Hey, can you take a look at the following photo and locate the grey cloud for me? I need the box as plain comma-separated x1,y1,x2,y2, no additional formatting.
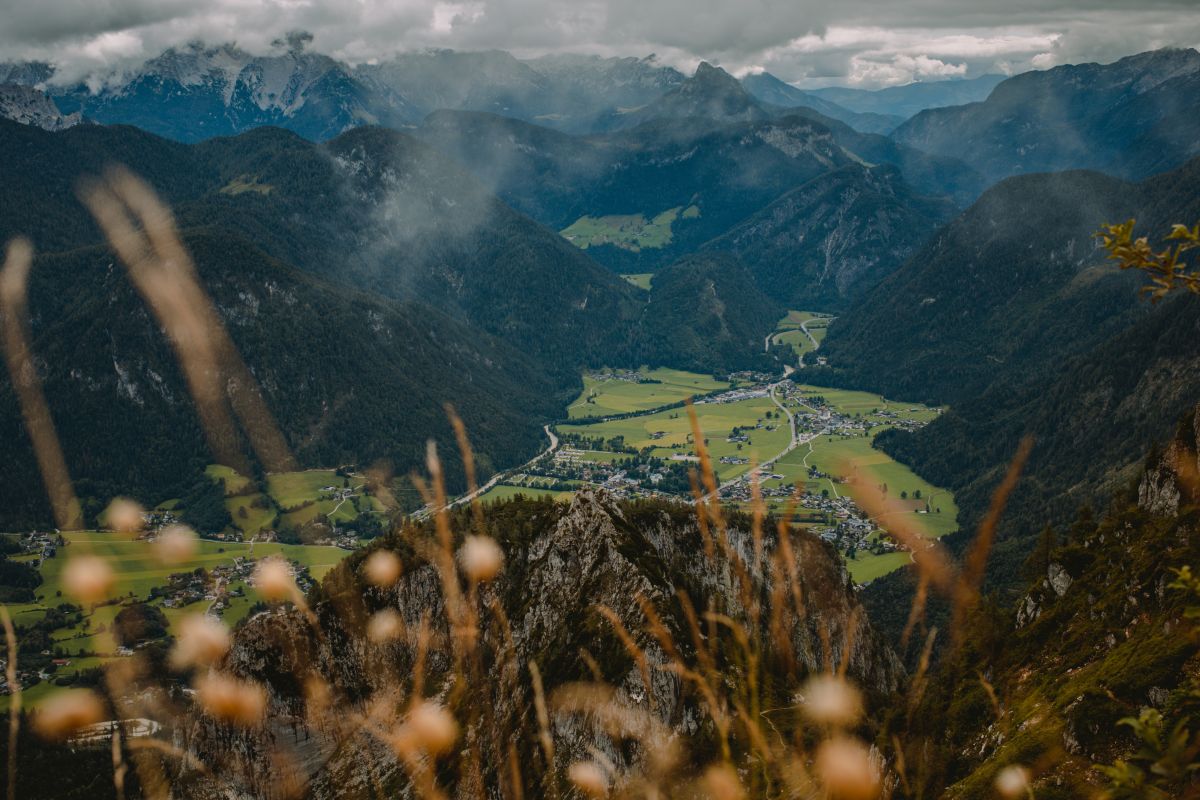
0,0,1197,88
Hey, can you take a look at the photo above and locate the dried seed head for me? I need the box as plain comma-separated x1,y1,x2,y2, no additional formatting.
799,674,863,728
195,672,267,727
155,524,198,565
994,765,1031,799
104,497,145,534
458,535,504,582
392,701,458,756
32,689,106,740
367,609,404,643
568,761,609,798
253,557,294,602
170,614,231,669
702,764,745,800
814,737,881,800
364,550,402,587
62,555,115,604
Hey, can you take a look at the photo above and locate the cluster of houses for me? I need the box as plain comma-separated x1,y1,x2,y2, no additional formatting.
16,530,62,565
523,448,689,498
695,386,769,406
155,555,313,614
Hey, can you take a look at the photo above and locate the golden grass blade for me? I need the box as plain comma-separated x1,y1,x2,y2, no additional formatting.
847,472,956,593
446,404,487,539
0,239,82,530
2,607,19,800
952,436,1033,641
79,168,298,477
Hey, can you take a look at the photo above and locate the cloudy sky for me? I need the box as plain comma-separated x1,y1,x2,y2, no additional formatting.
1,0,1198,88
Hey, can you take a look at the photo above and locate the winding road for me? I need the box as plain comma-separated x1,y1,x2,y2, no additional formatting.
413,425,560,519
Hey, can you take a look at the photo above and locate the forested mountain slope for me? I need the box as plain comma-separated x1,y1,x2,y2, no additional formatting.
882,415,1200,798
818,156,1200,595
702,163,956,309
892,48,1200,182
0,229,562,529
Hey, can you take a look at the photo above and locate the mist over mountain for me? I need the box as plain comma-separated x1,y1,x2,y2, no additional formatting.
893,48,1200,182
0,43,966,144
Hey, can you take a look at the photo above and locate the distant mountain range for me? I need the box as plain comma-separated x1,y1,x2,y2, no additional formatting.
0,41,1003,142
0,43,687,140
741,71,905,134
807,73,1006,119
893,48,1200,181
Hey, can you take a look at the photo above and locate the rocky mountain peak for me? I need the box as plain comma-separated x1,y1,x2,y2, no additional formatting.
0,83,81,130
179,492,902,796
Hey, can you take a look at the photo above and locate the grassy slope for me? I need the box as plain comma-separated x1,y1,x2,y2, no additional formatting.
561,206,699,252
566,368,729,419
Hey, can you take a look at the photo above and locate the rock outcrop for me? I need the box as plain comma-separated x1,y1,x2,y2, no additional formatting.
178,490,903,798
1138,404,1200,516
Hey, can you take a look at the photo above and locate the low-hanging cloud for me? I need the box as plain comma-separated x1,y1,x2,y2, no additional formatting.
0,0,1197,87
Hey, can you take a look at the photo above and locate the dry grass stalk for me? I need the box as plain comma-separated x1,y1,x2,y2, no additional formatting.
2,607,20,800
595,605,656,712
80,167,297,476
0,238,83,530
952,436,1034,641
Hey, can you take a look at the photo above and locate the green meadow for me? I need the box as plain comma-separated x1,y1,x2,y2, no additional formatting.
559,393,791,484
559,205,699,252
205,465,387,536
567,367,729,419
620,273,654,290
771,310,833,360
480,485,575,504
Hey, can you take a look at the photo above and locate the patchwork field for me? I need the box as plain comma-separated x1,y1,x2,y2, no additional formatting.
770,310,833,361
560,205,699,251
205,465,387,536
766,384,957,582
559,393,791,484
621,273,654,290
2,533,350,708
567,367,729,419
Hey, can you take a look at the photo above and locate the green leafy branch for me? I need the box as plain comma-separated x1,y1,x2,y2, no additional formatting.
1098,220,1200,302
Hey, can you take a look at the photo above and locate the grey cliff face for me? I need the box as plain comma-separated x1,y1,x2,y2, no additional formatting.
178,489,902,797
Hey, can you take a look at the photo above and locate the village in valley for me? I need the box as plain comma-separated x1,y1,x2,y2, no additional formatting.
479,332,956,584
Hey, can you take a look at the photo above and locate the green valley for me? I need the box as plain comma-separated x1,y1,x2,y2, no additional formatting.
566,367,729,419
544,359,956,585
560,205,700,251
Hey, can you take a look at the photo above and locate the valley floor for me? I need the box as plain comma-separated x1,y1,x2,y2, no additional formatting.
478,311,958,584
